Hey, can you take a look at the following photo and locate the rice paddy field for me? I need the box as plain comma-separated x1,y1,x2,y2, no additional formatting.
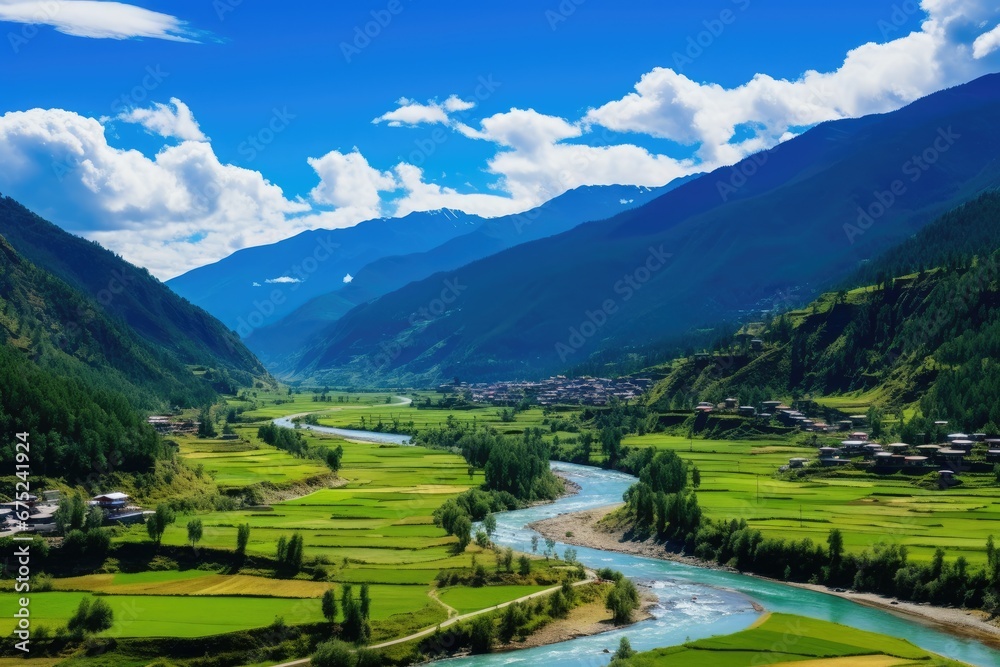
7,393,567,642
625,434,1000,564
176,434,329,488
622,613,966,666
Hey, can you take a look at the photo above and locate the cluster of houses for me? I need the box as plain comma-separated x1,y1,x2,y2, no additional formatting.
147,415,201,435
464,376,655,406
0,491,147,535
697,398,844,432
798,431,999,486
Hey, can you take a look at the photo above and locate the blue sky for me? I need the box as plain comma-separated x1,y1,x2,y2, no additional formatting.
0,0,999,278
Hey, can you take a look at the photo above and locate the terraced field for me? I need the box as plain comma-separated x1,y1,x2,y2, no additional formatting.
177,434,329,488
627,434,1000,563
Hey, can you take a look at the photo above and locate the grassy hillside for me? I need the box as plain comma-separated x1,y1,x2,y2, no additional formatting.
0,195,269,390
644,192,1000,433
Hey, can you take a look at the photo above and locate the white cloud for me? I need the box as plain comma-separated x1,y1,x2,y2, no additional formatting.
973,24,1000,58
115,98,207,142
583,0,1000,164
373,95,475,127
393,163,529,218
342,274,353,284
0,107,311,278
266,276,301,284
307,149,396,218
0,0,203,42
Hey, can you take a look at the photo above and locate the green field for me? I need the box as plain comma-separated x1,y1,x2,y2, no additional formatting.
436,585,550,614
621,613,966,666
176,434,330,488
310,399,554,434
625,434,1000,564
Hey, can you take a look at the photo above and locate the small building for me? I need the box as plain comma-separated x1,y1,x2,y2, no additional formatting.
724,398,739,410
841,440,866,453
819,447,839,457
887,443,911,453
972,433,987,442
762,400,782,412
947,433,970,443
849,415,868,427
836,420,854,431
905,455,928,467
938,469,957,488
788,458,809,468
986,450,1000,463
750,339,764,351
738,406,757,417
850,431,869,442
92,492,130,510
950,439,975,452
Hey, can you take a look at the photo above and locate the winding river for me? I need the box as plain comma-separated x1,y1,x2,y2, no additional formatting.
284,420,1000,667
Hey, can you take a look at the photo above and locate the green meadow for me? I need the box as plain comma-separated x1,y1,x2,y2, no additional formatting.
436,585,550,614
625,434,1000,564
621,613,966,666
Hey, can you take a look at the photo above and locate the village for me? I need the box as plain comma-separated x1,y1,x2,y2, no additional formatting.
457,375,655,406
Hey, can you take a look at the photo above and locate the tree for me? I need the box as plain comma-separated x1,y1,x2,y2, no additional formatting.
359,583,371,620
146,504,176,545
454,515,472,551
197,406,217,438
84,505,104,532
311,639,355,667
518,555,531,576
614,636,636,660
187,518,203,549
692,465,702,488
606,578,640,625
469,614,496,654
236,523,250,555
67,596,114,635
321,588,338,622
276,536,288,563
483,512,497,540
530,534,539,553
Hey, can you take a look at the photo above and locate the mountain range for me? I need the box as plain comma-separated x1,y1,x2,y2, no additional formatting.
242,182,693,367
279,73,1000,386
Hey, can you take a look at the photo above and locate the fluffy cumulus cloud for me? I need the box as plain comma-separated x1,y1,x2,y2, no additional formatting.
584,0,1000,164
307,149,397,219
0,0,204,42
0,108,309,278
114,98,207,142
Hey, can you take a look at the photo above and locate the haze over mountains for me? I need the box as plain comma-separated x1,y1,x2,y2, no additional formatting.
240,182,694,368
273,73,1000,387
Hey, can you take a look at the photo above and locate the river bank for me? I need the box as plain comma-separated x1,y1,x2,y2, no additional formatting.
495,589,657,654
529,503,1000,651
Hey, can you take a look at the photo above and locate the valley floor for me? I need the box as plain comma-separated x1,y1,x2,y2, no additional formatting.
529,504,1000,651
